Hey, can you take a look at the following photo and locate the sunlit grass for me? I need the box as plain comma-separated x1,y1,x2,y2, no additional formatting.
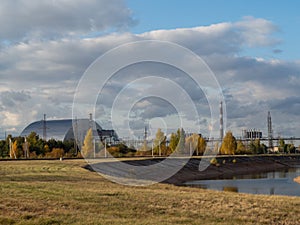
0,160,300,224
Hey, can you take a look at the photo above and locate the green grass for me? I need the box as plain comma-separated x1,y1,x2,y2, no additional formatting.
0,160,300,224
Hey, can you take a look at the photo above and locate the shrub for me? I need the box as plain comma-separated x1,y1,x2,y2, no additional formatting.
210,158,218,165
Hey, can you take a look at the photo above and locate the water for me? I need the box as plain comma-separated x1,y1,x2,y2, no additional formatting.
185,166,300,196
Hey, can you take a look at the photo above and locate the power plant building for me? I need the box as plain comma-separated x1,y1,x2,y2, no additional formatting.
20,119,118,144
242,129,262,139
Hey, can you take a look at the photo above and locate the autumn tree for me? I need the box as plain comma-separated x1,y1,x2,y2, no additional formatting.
235,140,247,154
81,128,94,158
185,133,199,155
169,130,180,153
185,133,206,155
153,128,166,156
45,148,64,158
10,140,18,159
177,128,186,154
198,136,207,155
220,131,237,155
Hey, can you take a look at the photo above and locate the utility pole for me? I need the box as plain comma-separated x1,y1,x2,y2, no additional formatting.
104,138,107,158
74,117,78,155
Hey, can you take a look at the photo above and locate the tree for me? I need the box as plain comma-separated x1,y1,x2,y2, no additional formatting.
185,133,198,155
198,136,207,155
26,132,44,156
0,140,9,158
10,140,18,159
177,128,186,154
288,144,296,153
153,128,166,156
45,148,64,158
81,128,94,158
169,130,180,153
235,140,246,154
248,139,266,154
185,133,206,155
220,131,236,155
279,139,285,153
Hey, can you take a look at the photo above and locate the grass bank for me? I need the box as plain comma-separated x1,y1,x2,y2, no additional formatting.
0,159,300,224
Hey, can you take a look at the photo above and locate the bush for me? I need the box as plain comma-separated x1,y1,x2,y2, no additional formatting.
45,148,64,158
210,158,218,165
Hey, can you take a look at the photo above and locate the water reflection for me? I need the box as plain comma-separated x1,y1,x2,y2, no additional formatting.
185,167,300,196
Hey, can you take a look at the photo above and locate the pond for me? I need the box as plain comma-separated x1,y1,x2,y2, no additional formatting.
185,166,300,196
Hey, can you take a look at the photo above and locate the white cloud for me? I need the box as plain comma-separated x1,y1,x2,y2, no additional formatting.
235,16,280,47
0,0,135,42
0,15,299,140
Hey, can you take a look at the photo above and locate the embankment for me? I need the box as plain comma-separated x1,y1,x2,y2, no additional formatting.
164,155,300,185
88,155,300,185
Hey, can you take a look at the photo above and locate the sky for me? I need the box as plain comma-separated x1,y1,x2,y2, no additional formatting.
0,0,299,142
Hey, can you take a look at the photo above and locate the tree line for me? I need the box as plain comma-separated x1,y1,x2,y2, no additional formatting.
1,128,298,159
0,132,77,159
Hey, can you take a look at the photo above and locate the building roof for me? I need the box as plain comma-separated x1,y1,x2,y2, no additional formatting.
20,119,118,142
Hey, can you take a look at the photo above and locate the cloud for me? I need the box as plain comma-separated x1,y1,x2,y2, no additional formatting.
0,15,299,139
234,16,280,47
273,49,283,54
0,0,135,42
0,90,31,108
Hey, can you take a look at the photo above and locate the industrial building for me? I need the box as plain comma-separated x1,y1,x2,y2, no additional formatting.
20,118,119,144
242,129,263,139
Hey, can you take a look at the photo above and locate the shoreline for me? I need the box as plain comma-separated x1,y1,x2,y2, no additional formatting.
87,155,300,185
164,155,299,185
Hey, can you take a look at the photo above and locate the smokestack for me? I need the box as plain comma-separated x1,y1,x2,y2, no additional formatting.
268,111,273,150
43,114,47,141
144,126,148,141
220,101,224,141
89,113,93,129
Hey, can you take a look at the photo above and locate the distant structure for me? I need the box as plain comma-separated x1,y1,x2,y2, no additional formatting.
268,111,273,149
242,129,262,139
220,101,224,140
20,118,119,144
144,126,148,141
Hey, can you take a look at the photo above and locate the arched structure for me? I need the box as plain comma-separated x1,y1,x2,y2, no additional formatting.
20,119,118,144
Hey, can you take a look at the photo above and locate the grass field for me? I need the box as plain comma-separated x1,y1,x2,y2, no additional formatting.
0,160,300,225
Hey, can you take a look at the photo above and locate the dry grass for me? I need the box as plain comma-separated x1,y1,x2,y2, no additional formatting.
0,159,300,224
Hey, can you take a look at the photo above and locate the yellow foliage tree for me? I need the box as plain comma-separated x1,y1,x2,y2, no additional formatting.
81,128,94,158
198,136,207,155
220,131,237,155
185,133,207,155
51,148,64,158
10,140,18,159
